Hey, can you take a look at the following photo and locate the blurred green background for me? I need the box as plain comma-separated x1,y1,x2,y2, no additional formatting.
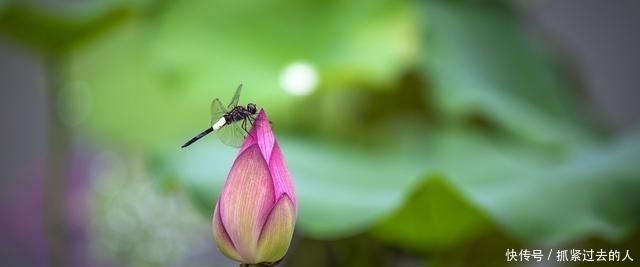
1,0,639,266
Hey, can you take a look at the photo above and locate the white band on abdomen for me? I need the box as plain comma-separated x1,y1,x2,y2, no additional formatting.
212,117,226,131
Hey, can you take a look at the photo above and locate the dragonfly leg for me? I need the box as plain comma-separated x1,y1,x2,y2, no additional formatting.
248,116,257,135
241,119,246,133
241,119,250,136
243,118,258,141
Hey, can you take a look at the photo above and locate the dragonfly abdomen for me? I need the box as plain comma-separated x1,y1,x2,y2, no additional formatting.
212,117,227,131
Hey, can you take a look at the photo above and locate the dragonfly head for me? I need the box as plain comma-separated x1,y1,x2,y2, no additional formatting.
247,103,258,114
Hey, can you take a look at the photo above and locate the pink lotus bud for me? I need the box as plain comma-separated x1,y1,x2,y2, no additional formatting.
212,109,297,265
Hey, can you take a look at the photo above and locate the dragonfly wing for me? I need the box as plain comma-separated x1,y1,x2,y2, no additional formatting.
227,84,243,109
215,120,247,148
210,98,228,126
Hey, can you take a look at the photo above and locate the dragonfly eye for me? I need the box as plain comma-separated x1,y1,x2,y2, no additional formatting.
247,103,257,114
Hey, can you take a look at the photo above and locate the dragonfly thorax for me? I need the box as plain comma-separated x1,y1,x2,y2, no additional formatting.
224,103,257,125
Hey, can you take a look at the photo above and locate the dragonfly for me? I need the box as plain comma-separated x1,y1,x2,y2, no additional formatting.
181,84,258,148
